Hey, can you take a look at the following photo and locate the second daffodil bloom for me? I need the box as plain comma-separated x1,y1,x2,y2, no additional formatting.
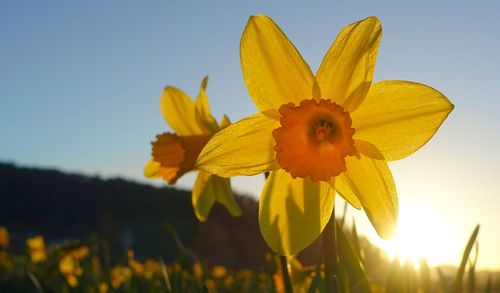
144,77,242,221
196,15,453,255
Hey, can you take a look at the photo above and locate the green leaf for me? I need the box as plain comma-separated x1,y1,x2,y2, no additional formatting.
453,224,480,292
340,201,349,228
308,265,324,293
484,274,492,293
159,258,172,292
386,258,404,293
350,219,362,261
336,222,371,293
467,241,478,293
336,264,351,293
200,284,210,293
436,267,449,292
419,258,431,293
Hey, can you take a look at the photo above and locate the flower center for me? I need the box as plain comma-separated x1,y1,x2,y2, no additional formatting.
152,133,211,184
273,99,356,182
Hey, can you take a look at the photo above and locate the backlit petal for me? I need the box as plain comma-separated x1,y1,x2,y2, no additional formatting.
212,176,242,217
219,114,231,129
329,177,361,209
192,172,242,222
161,86,204,135
196,113,280,177
240,15,315,111
355,140,384,160
195,76,219,134
352,80,454,161
144,159,162,179
316,16,382,112
259,169,334,255
192,171,216,222
336,155,398,239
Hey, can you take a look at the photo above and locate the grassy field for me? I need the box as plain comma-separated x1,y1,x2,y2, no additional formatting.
0,221,496,293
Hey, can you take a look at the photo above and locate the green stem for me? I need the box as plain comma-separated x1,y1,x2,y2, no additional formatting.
323,206,338,293
279,255,294,293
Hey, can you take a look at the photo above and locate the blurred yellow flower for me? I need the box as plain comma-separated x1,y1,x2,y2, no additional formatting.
0,227,9,249
224,275,235,287
145,76,242,221
71,245,89,260
127,250,145,276
273,270,285,293
0,251,13,270
196,15,453,255
211,265,227,278
111,266,132,289
59,255,80,287
26,236,47,263
192,261,204,278
99,282,109,293
144,259,161,278
91,256,101,272
204,278,217,292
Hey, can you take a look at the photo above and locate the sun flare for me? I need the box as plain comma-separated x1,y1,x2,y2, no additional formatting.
373,207,455,268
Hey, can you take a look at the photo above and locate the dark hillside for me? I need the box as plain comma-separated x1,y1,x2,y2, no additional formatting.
0,162,268,268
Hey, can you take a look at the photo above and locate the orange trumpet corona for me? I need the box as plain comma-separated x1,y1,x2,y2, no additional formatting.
152,133,211,184
273,99,356,182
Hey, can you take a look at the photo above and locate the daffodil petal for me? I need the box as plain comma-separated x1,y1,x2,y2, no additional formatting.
329,177,361,209
192,172,242,222
212,176,242,217
259,169,334,255
196,113,280,177
316,16,382,112
195,76,219,134
192,171,216,222
161,86,204,136
352,80,454,161
240,15,315,111
354,140,385,160
219,114,231,129
144,159,162,179
336,155,398,239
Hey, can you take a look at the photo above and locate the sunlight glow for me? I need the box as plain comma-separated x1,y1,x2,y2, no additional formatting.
373,206,456,267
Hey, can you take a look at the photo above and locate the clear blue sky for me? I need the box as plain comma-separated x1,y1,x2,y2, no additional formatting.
1,1,499,268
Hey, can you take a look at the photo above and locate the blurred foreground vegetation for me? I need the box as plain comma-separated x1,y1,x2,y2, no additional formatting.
0,222,497,292
0,163,498,292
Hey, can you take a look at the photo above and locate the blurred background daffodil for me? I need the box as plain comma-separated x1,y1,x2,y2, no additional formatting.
145,77,242,221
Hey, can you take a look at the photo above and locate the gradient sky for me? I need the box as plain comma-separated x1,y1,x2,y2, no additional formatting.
1,1,499,269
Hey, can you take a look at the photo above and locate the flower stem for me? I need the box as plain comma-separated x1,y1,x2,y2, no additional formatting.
323,206,338,293
279,255,294,293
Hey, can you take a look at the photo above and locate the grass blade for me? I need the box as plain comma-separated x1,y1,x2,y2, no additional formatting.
336,222,371,293
453,224,480,292
484,274,492,293
27,272,44,293
160,257,172,292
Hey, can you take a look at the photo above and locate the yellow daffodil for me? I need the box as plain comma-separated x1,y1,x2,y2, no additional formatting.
59,255,80,287
211,265,228,278
71,245,90,260
111,266,132,289
99,282,109,293
144,77,242,221
26,235,47,263
196,15,453,255
143,259,161,278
